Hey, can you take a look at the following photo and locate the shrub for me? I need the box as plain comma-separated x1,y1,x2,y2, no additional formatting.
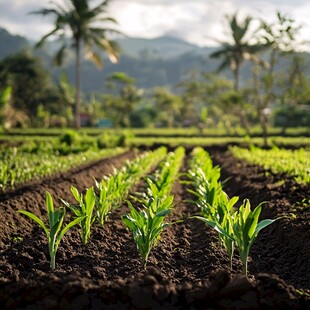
59,130,80,146
96,130,134,149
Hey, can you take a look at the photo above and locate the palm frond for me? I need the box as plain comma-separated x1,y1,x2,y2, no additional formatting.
210,48,231,59
84,49,103,68
35,27,61,48
29,8,60,16
93,37,119,64
53,44,68,66
92,0,112,16
95,16,118,25
217,58,231,72
89,27,122,36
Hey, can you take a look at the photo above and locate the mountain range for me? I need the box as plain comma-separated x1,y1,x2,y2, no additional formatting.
0,27,226,92
0,27,309,93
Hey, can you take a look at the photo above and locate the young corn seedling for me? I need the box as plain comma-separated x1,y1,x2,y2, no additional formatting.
93,147,168,225
62,186,96,245
231,199,281,274
146,147,185,198
18,191,83,270
122,195,173,269
198,199,281,274
123,147,183,269
94,175,118,225
188,156,235,267
194,195,239,270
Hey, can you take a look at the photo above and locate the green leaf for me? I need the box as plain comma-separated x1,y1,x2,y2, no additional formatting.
247,205,261,238
18,210,49,237
46,191,55,226
193,216,234,240
85,187,95,213
122,216,137,231
255,218,278,235
155,209,170,217
227,196,239,211
50,216,63,242
57,216,85,242
0,86,11,106
71,186,81,202
59,198,71,209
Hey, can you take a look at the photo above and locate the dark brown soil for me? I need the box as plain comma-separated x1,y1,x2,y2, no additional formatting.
0,146,309,309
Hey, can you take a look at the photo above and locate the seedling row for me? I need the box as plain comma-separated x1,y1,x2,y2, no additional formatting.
0,146,126,190
230,145,310,184
17,146,281,275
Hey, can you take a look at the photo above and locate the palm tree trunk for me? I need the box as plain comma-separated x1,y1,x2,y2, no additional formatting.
234,64,251,134
233,65,240,90
74,39,81,129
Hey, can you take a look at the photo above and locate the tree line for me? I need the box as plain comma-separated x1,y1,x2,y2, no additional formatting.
0,0,309,142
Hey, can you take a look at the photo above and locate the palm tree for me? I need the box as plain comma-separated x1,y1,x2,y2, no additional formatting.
210,13,260,90
32,0,121,128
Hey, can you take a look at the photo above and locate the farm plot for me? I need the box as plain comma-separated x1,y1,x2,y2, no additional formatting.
0,146,309,309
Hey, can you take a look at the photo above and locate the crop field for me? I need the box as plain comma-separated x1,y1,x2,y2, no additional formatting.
0,131,309,309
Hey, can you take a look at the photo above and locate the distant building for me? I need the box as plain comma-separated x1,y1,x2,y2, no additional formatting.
98,118,112,128
80,113,90,127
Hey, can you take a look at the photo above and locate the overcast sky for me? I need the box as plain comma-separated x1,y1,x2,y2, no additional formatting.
1,0,310,48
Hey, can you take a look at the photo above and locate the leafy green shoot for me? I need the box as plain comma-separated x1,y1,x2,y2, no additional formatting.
62,186,96,245
122,196,173,269
18,191,83,270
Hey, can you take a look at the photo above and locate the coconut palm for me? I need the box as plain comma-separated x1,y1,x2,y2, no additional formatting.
210,13,260,90
32,0,121,128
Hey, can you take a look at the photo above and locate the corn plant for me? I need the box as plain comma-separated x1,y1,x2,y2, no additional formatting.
194,194,238,269
188,147,234,262
146,146,185,198
188,172,223,219
188,147,281,274
94,147,167,225
231,199,281,274
18,191,83,270
61,186,96,245
94,170,131,225
94,175,117,225
195,198,280,274
122,195,173,269
122,147,183,269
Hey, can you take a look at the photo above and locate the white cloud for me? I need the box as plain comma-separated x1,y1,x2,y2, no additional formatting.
110,1,210,40
0,0,309,48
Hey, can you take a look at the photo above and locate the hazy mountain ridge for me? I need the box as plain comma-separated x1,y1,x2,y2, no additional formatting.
0,27,309,93
0,28,29,59
116,35,216,60
0,27,220,91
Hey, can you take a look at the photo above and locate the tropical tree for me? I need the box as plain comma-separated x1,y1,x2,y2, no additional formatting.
152,87,182,127
276,55,310,133
210,12,261,90
250,11,303,145
258,11,302,75
177,71,234,131
57,73,75,127
177,71,205,127
32,0,121,128
0,51,56,127
103,72,142,127
0,86,30,129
